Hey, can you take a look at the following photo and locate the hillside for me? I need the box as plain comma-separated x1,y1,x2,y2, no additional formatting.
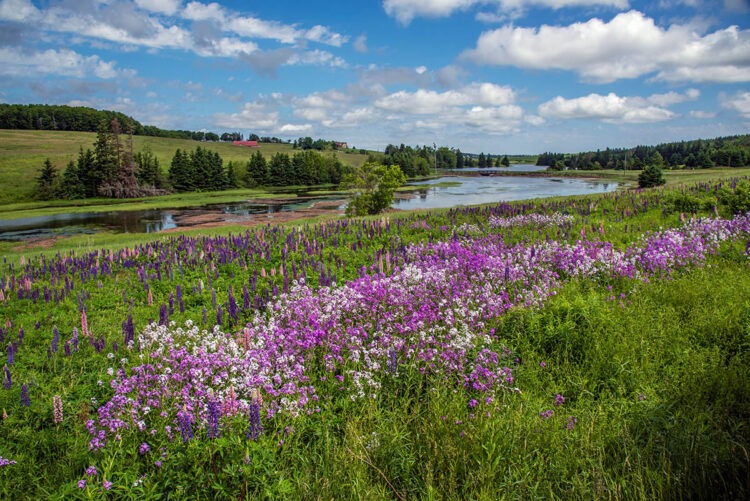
0,130,368,203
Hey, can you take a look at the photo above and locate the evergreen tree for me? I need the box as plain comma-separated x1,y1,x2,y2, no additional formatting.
61,160,85,199
92,119,120,193
268,153,292,186
35,158,59,199
246,150,268,186
456,149,464,169
226,161,239,189
168,149,194,192
478,152,487,168
134,147,163,188
501,155,510,167
638,163,666,188
76,147,97,197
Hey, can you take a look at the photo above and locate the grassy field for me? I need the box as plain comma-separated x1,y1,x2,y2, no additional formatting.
0,172,749,499
0,130,368,203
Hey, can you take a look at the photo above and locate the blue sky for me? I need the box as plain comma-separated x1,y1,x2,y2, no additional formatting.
0,0,748,154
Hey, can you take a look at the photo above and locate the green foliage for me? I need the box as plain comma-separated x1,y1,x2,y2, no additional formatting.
342,162,406,216
638,163,666,188
720,179,750,215
134,146,165,189
34,157,59,200
246,150,268,187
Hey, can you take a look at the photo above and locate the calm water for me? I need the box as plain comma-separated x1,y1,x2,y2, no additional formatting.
395,173,617,210
0,167,617,240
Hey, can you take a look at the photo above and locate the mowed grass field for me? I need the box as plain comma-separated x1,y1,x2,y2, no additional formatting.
0,130,369,203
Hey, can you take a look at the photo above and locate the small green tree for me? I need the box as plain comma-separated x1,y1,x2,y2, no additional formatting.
341,162,406,216
61,160,85,199
638,163,666,188
246,150,268,187
500,155,510,167
35,158,59,199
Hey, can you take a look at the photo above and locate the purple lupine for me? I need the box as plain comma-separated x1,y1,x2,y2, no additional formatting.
20,383,30,407
540,410,554,419
177,409,194,442
206,399,221,439
227,287,239,324
51,326,59,354
158,304,168,326
246,402,262,441
3,365,11,389
387,348,398,374
71,327,79,351
6,343,13,366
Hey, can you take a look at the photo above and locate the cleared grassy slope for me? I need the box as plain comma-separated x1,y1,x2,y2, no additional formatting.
0,129,368,203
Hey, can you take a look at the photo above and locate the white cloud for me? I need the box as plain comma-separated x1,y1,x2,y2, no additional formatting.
537,91,698,123
0,47,119,79
463,10,750,83
0,0,347,63
375,83,515,114
135,0,182,16
689,110,716,119
382,0,628,24
720,91,750,118
353,34,368,53
0,0,39,22
278,123,313,133
214,102,281,130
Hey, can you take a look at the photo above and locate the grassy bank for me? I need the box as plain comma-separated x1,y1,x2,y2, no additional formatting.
0,174,749,499
0,130,368,203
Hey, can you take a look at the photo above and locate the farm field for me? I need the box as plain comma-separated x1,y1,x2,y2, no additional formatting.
0,130,369,203
1,175,750,499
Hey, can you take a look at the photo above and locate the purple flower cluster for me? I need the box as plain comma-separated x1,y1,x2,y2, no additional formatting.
0,456,17,467
84,213,750,450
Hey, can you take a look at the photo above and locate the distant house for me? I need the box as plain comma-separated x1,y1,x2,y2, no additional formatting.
333,141,348,150
233,140,259,147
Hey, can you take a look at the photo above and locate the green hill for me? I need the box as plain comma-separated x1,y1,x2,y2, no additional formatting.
0,129,368,203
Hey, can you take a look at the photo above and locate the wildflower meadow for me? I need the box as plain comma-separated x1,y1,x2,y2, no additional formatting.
1,178,750,499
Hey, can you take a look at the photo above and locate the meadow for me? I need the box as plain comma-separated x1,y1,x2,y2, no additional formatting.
0,175,749,499
0,130,368,203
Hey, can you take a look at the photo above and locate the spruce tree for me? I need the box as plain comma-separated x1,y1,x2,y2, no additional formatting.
35,158,59,200
246,150,268,187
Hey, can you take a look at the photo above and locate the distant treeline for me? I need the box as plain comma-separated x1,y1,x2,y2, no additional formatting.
0,104,287,143
367,144,511,176
537,135,750,170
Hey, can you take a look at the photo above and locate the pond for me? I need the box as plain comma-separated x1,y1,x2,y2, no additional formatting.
396,173,617,210
0,167,618,241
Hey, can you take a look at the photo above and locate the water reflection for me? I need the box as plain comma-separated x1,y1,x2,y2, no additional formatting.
0,168,618,241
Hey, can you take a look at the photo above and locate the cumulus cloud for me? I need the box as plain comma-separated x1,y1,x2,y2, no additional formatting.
537,89,700,123
382,0,628,24
135,0,183,16
0,0,347,63
0,46,119,78
720,91,750,118
375,83,516,114
462,10,750,83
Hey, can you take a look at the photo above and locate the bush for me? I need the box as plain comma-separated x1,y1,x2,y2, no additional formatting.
638,164,666,188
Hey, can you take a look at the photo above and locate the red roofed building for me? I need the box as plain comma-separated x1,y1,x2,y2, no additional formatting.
233,140,259,147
